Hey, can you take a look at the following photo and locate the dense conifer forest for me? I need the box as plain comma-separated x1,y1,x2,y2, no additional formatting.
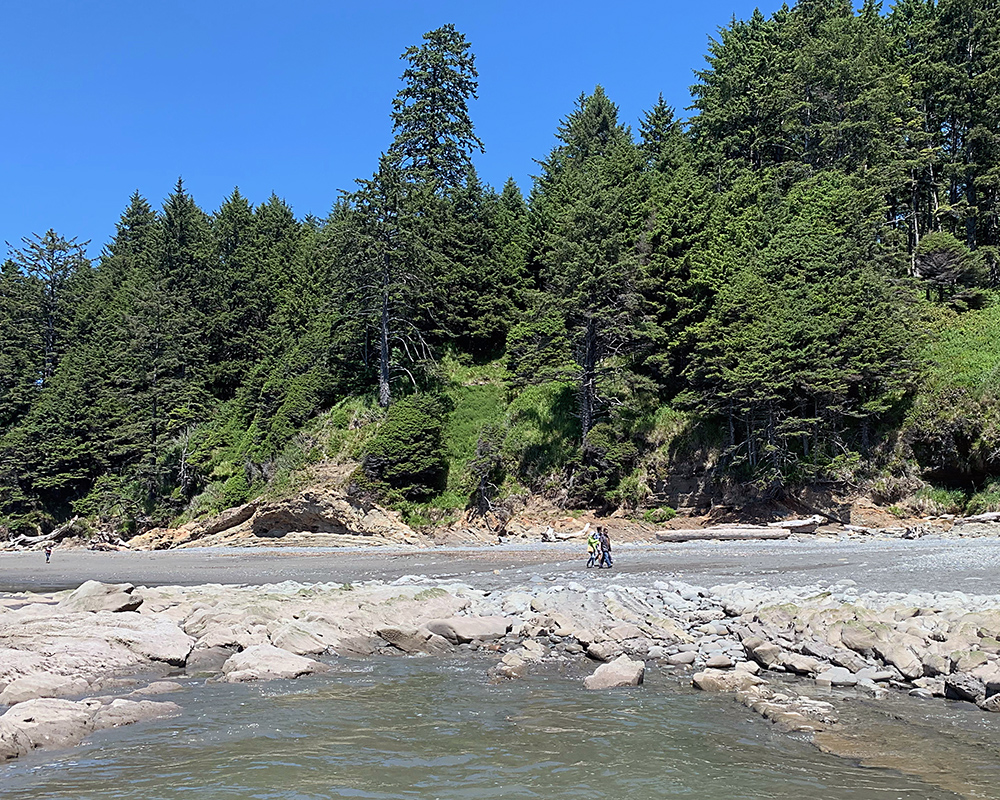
3,0,1000,537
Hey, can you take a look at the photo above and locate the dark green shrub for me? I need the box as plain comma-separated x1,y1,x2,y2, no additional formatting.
360,395,450,500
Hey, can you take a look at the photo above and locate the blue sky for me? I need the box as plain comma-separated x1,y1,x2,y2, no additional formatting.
1,1,782,257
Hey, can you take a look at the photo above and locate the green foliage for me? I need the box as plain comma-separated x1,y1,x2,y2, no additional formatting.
361,394,450,500
643,506,677,523
502,381,579,489
903,298,1000,486
5,13,1000,533
968,483,1000,515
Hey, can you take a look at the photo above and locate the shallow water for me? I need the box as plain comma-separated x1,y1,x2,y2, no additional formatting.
2,657,983,800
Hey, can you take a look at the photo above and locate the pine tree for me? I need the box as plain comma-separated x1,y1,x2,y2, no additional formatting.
389,24,484,189
0,259,42,432
337,156,434,407
531,87,653,440
7,229,91,382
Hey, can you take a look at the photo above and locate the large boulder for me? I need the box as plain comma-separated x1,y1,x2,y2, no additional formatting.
0,697,180,761
945,673,986,703
222,644,326,683
874,641,924,680
59,581,143,613
0,674,89,706
583,655,645,690
424,616,512,645
0,698,97,751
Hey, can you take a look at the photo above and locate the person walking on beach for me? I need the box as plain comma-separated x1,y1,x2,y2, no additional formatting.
44,545,52,564
598,527,613,569
586,528,600,568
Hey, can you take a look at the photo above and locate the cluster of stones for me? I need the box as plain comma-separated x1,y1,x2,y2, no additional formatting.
699,579,1000,715
7,573,1000,760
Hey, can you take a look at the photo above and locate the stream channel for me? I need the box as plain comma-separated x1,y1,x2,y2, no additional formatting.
4,655,1000,799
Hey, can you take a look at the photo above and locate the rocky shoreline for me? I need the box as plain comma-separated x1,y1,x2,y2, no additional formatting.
4,568,1000,765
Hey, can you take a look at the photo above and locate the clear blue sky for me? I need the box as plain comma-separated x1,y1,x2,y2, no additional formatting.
1,1,782,258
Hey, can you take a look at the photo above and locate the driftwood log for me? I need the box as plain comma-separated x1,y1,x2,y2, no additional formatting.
767,515,824,533
955,512,1000,526
656,526,791,543
10,516,84,548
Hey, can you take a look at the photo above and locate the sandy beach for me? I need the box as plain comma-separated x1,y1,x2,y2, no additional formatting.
4,536,1000,594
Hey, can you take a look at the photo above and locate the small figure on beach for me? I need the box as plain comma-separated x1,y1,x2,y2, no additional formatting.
586,528,600,568
44,545,52,563
598,527,613,569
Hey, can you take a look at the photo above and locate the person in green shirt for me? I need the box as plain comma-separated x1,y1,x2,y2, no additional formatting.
586,528,600,568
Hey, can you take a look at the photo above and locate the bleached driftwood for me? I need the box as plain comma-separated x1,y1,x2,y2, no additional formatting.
767,515,824,533
656,526,791,543
555,522,591,541
954,512,1000,526
10,516,84,548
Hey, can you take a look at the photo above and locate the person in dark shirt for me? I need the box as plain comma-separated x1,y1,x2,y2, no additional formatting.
598,527,613,568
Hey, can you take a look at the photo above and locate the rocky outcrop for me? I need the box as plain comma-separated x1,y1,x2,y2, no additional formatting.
0,604,194,690
128,489,424,549
0,697,180,761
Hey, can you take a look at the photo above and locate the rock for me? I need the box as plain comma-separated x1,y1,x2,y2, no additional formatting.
221,644,326,683
0,698,96,751
185,645,234,674
93,699,181,729
944,673,986,703
815,667,857,687
268,622,330,655
855,667,894,683
201,502,258,536
977,694,1000,713
839,621,889,655
666,651,697,666
951,650,989,673
0,695,180,761
747,642,783,669
735,661,760,675
0,674,89,706
692,668,767,693
128,681,183,697
59,581,143,614
583,655,645,690
376,626,451,655
874,641,923,680
921,651,952,677
424,616,511,645
608,623,644,642
587,641,621,662
705,654,733,669
248,490,418,543
782,653,822,675
913,677,946,696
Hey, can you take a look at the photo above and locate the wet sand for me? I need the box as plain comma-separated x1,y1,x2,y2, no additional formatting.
4,535,1000,594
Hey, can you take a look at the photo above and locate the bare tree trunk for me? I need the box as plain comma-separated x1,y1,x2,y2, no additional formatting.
579,317,598,439
379,255,391,408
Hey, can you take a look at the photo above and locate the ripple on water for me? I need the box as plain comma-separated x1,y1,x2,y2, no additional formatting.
0,659,979,800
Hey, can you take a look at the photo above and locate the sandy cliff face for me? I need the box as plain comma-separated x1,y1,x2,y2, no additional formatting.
128,489,426,550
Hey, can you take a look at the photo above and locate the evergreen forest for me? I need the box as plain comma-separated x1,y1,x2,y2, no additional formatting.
3,0,1000,538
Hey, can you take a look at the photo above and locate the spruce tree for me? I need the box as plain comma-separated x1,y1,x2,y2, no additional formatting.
389,23,484,189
